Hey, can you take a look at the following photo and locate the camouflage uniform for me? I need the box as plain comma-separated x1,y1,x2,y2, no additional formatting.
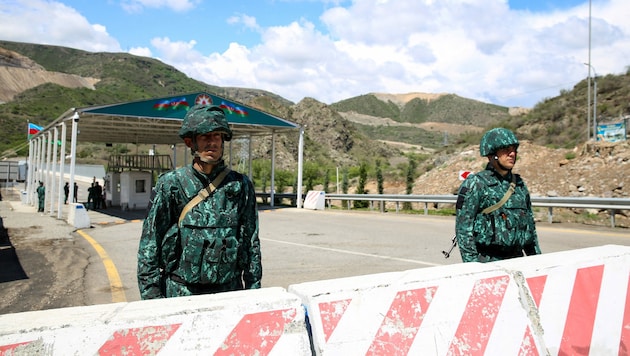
455,128,541,263
137,105,262,299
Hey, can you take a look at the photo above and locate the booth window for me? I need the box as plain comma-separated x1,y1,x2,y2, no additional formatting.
135,180,146,193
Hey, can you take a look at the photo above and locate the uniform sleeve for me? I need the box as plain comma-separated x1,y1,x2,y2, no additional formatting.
521,184,542,256
455,177,481,263
239,176,262,289
137,179,174,299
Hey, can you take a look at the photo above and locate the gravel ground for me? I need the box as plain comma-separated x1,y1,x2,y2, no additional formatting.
0,188,90,314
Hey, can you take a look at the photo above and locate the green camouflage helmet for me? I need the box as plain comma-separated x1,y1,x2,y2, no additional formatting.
479,128,519,156
178,105,233,141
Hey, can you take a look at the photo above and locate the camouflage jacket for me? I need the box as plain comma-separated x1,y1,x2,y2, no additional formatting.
455,163,540,263
137,161,261,299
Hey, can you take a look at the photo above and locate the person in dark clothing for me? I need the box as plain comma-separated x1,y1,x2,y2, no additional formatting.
73,182,78,203
64,182,69,204
93,181,103,209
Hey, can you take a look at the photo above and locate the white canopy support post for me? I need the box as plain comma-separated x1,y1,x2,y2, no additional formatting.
270,131,276,207
45,131,53,204
50,127,59,214
297,126,305,208
37,137,43,188
172,144,177,170
247,135,253,179
26,140,34,204
58,122,68,219
68,111,79,210
35,137,44,205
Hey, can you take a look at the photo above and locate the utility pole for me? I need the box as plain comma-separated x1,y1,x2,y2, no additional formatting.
586,0,592,141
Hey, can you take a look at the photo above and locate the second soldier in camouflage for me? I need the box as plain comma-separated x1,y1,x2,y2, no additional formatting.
455,128,541,263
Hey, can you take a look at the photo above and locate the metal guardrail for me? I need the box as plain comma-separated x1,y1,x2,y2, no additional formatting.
256,192,630,228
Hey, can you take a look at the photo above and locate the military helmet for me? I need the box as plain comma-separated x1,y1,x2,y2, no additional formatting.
479,128,519,156
178,105,232,141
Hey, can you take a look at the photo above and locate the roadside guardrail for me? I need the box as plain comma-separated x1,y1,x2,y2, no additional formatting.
256,192,630,228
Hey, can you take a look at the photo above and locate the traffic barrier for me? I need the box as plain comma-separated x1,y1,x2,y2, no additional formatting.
0,287,311,355
303,190,326,210
1,246,627,355
67,202,90,228
289,244,630,355
494,244,630,356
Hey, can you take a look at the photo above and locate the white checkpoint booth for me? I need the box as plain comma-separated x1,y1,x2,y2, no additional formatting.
119,171,151,210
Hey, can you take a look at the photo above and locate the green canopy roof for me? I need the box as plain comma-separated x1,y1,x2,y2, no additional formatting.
54,92,299,144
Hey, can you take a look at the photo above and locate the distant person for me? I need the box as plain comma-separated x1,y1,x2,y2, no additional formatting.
137,105,261,299
87,183,95,210
94,181,103,209
455,128,541,262
73,182,78,203
64,182,69,204
36,181,45,213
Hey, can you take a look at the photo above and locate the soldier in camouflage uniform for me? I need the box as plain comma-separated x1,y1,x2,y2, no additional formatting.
455,128,541,263
137,105,262,299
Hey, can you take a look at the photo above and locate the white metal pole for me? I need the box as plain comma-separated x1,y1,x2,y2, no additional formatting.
69,112,79,210
58,122,67,218
26,140,34,204
587,0,592,141
51,127,59,214
270,132,276,208
297,126,304,208
45,131,53,212
593,76,597,139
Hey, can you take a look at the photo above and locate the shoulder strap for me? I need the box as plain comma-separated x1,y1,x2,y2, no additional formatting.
481,173,516,214
178,167,231,227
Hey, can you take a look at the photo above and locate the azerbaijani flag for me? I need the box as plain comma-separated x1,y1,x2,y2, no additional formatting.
28,122,43,139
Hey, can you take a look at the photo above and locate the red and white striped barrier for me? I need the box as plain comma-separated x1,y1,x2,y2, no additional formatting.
289,245,630,355
0,287,310,355
495,244,630,356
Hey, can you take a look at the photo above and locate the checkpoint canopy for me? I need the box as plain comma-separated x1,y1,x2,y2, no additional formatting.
26,92,306,213
64,91,300,144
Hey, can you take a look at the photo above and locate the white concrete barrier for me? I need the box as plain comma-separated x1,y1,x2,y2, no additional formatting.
289,245,630,355
303,190,325,210
0,287,311,355
67,203,90,229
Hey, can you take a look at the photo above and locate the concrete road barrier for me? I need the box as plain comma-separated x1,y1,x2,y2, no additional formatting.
1,246,628,355
0,287,310,355
289,244,630,355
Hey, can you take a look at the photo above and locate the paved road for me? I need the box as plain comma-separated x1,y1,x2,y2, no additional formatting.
80,207,630,305
1,197,629,313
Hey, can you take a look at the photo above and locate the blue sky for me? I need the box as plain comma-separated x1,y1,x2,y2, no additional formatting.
1,0,629,108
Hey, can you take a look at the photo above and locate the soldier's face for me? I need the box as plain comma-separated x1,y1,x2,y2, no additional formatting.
496,145,517,169
189,132,224,162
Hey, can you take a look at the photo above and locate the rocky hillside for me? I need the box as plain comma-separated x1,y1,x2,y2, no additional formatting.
363,139,630,227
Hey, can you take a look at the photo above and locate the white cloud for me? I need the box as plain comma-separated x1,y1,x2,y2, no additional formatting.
120,0,200,13
1,0,629,108
0,0,121,52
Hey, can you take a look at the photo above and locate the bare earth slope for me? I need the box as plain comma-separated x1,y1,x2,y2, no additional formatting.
0,47,99,103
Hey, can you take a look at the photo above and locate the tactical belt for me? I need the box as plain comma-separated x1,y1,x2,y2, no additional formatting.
169,274,239,293
476,244,523,258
